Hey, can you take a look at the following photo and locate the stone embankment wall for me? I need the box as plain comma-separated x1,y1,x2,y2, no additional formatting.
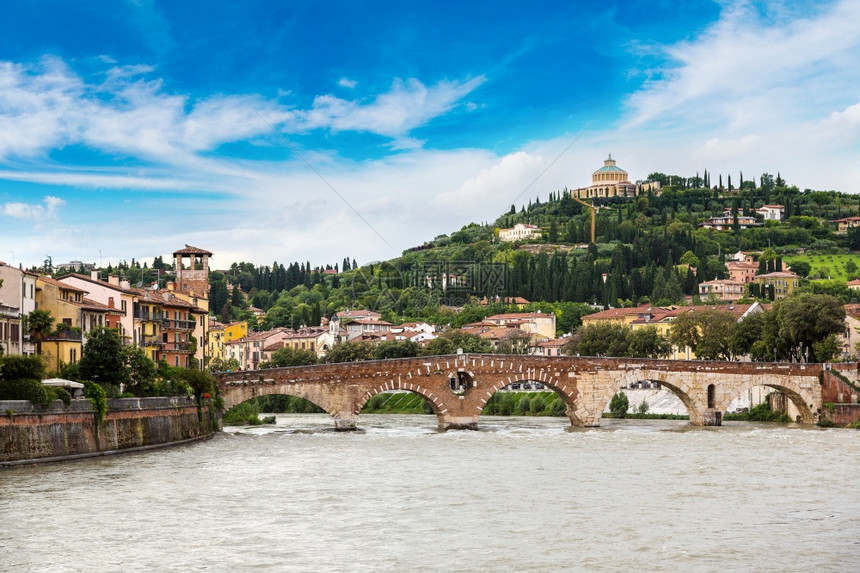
0,397,218,466
820,370,860,426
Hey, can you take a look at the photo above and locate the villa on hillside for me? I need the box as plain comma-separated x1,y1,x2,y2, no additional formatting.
499,223,542,242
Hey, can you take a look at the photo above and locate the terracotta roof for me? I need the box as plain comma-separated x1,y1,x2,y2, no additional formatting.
582,305,665,321
173,245,212,256
37,275,89,293
60,273,137,295
843,304,860,319
486,312,552,320
129,288,204,311
755,271,799,279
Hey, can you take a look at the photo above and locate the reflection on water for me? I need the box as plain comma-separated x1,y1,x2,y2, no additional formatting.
2,415,859,572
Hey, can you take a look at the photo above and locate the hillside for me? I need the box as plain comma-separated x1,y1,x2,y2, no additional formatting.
208,174,860,334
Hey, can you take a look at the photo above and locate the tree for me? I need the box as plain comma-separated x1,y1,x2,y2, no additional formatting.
609,391,629,418
679,251,700,269
776,293,845,362
25,309,54,355
372,340,420,359
78,326,128,387
571,323,630,357
323,341,375,363
122,345,157,395
498,330,532,354
421,331,494,356
789,260,811,278
668,309,737,360
627,327,671,358
264,346,318,368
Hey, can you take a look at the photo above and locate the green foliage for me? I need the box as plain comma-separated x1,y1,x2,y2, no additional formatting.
257,395,324,413
421,330,494,355
25,309,54,353
263,346,319,368
223,401,271,425
323,341,375,363
210,357,240,372
122,345,158,395
82,380,107,424
567,324,670,358
482,391,567,417
0,378,50,407
372,340,420,359
78,326,127,387
361,392,430,414
175,368,216,399
669,309,738,360
609,391,629,418
725,401,791,423
0,354,46,381
50,387,72,406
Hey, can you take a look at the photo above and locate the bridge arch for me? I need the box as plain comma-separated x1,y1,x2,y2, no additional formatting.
473,367,581,426
718,375,818,424
594,369,702,424
221,379,349,428
354,375,452,428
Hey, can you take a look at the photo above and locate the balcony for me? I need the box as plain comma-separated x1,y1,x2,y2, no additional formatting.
162,342,191,353
134,310,166,322
162,319,196,332
142,335,163,347
47,330,82,341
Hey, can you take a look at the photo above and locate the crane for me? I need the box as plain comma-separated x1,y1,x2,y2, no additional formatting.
569,193,597,244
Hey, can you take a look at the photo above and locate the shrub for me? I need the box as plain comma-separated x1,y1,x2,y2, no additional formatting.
0,378,50,407
50,387,72,406
609,391,629,418
83,380,107,424
0,355,46,381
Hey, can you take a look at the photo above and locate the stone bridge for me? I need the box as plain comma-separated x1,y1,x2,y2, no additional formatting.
215,354,852,430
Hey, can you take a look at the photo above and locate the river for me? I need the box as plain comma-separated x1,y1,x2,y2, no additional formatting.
2,415,859,572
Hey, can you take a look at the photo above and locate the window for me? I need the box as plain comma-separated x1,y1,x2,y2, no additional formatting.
121,300,127,314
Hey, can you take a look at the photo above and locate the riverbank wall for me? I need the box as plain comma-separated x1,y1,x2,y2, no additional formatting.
0,397,218,466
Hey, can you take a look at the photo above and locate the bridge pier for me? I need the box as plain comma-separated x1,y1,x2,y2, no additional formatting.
438,416,479,431
333,416,358,431
701,409,722,426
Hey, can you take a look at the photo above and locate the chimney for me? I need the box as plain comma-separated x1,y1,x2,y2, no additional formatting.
108,274,120,286
120,279,130,290
90,270,99,281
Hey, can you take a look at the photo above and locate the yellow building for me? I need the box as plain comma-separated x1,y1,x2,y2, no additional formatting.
207,320,248,364
35,276,112,371
753,271,799,301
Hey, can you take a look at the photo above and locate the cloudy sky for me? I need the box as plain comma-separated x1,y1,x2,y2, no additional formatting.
1,0,859,270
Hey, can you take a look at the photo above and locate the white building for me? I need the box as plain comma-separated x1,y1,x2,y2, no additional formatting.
0,262,38,356
499,223,542,242
755,204,784,221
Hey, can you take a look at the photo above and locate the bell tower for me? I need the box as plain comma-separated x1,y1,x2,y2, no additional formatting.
173,245,212,300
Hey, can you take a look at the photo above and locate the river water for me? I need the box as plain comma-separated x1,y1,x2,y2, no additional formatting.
2,415,859,572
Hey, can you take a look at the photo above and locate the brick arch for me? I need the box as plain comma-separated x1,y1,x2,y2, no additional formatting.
354,376,450,427
221,382,337,419
719,375,818,423
473,368,580,424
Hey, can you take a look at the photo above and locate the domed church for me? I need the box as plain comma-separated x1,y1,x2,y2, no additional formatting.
573,154,639,199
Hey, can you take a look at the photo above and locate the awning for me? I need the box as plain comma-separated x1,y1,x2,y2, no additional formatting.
41,378,85,389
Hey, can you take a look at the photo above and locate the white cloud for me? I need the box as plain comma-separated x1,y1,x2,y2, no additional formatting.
2,195,65,221
0,58,484,164
338,77,357,89
619,0,860,194
297,76,486,145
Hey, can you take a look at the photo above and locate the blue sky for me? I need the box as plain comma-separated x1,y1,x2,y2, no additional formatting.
1,0,859,270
